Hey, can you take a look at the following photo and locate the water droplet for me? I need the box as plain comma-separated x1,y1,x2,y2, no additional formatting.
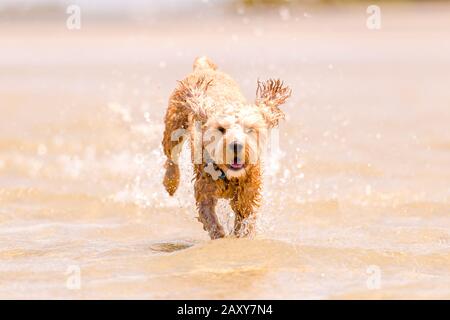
279,6,291,21
37,144,47,156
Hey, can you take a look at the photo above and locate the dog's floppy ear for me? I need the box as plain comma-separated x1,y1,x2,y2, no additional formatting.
255,79,291,127
174,76,213,121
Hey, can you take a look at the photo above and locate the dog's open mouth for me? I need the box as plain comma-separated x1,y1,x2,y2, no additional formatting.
228,158,245,170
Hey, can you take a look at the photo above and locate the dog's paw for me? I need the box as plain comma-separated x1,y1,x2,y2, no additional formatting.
163,161,180,196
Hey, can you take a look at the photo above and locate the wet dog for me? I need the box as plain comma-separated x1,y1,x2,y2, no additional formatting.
162,56,291,239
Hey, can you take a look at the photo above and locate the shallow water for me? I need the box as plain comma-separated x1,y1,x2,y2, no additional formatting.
0,4,450,299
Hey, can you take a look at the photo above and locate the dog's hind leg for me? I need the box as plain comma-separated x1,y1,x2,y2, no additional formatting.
162,95,189,196
163,159,180,196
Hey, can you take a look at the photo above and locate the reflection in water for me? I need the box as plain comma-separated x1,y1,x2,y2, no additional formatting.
150,241,195,253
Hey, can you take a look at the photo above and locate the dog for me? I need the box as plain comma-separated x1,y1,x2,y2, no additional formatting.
162,56,291,239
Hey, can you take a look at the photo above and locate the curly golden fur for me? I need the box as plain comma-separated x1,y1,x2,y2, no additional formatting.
162,56,291,239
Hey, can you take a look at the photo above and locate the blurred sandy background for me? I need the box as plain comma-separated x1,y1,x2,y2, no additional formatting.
0,0,449,299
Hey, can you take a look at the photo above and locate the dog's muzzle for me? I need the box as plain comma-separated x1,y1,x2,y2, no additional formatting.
228,141,245,170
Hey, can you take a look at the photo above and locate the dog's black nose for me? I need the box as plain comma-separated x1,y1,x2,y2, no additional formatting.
230,141,243,153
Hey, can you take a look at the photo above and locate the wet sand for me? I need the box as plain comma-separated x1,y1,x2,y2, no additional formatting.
0,3,449,299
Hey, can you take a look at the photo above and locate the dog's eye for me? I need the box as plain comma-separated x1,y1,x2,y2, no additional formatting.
245,127,254,134
217,127,226,134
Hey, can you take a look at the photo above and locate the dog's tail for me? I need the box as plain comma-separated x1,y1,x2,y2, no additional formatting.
193,56,217,71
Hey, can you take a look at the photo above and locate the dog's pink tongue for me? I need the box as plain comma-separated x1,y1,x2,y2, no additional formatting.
230,161,244,169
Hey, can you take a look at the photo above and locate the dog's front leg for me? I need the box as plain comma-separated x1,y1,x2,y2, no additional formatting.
197,198,225,240
195,178,225,240
231,204,256,238
231,187,260,238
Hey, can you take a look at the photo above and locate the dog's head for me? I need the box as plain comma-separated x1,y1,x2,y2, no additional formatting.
177,77,291,179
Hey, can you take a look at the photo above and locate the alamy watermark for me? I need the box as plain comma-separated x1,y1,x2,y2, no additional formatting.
366,5,381,30
65,265,81,290
366,265,382,290
66,5,81,30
